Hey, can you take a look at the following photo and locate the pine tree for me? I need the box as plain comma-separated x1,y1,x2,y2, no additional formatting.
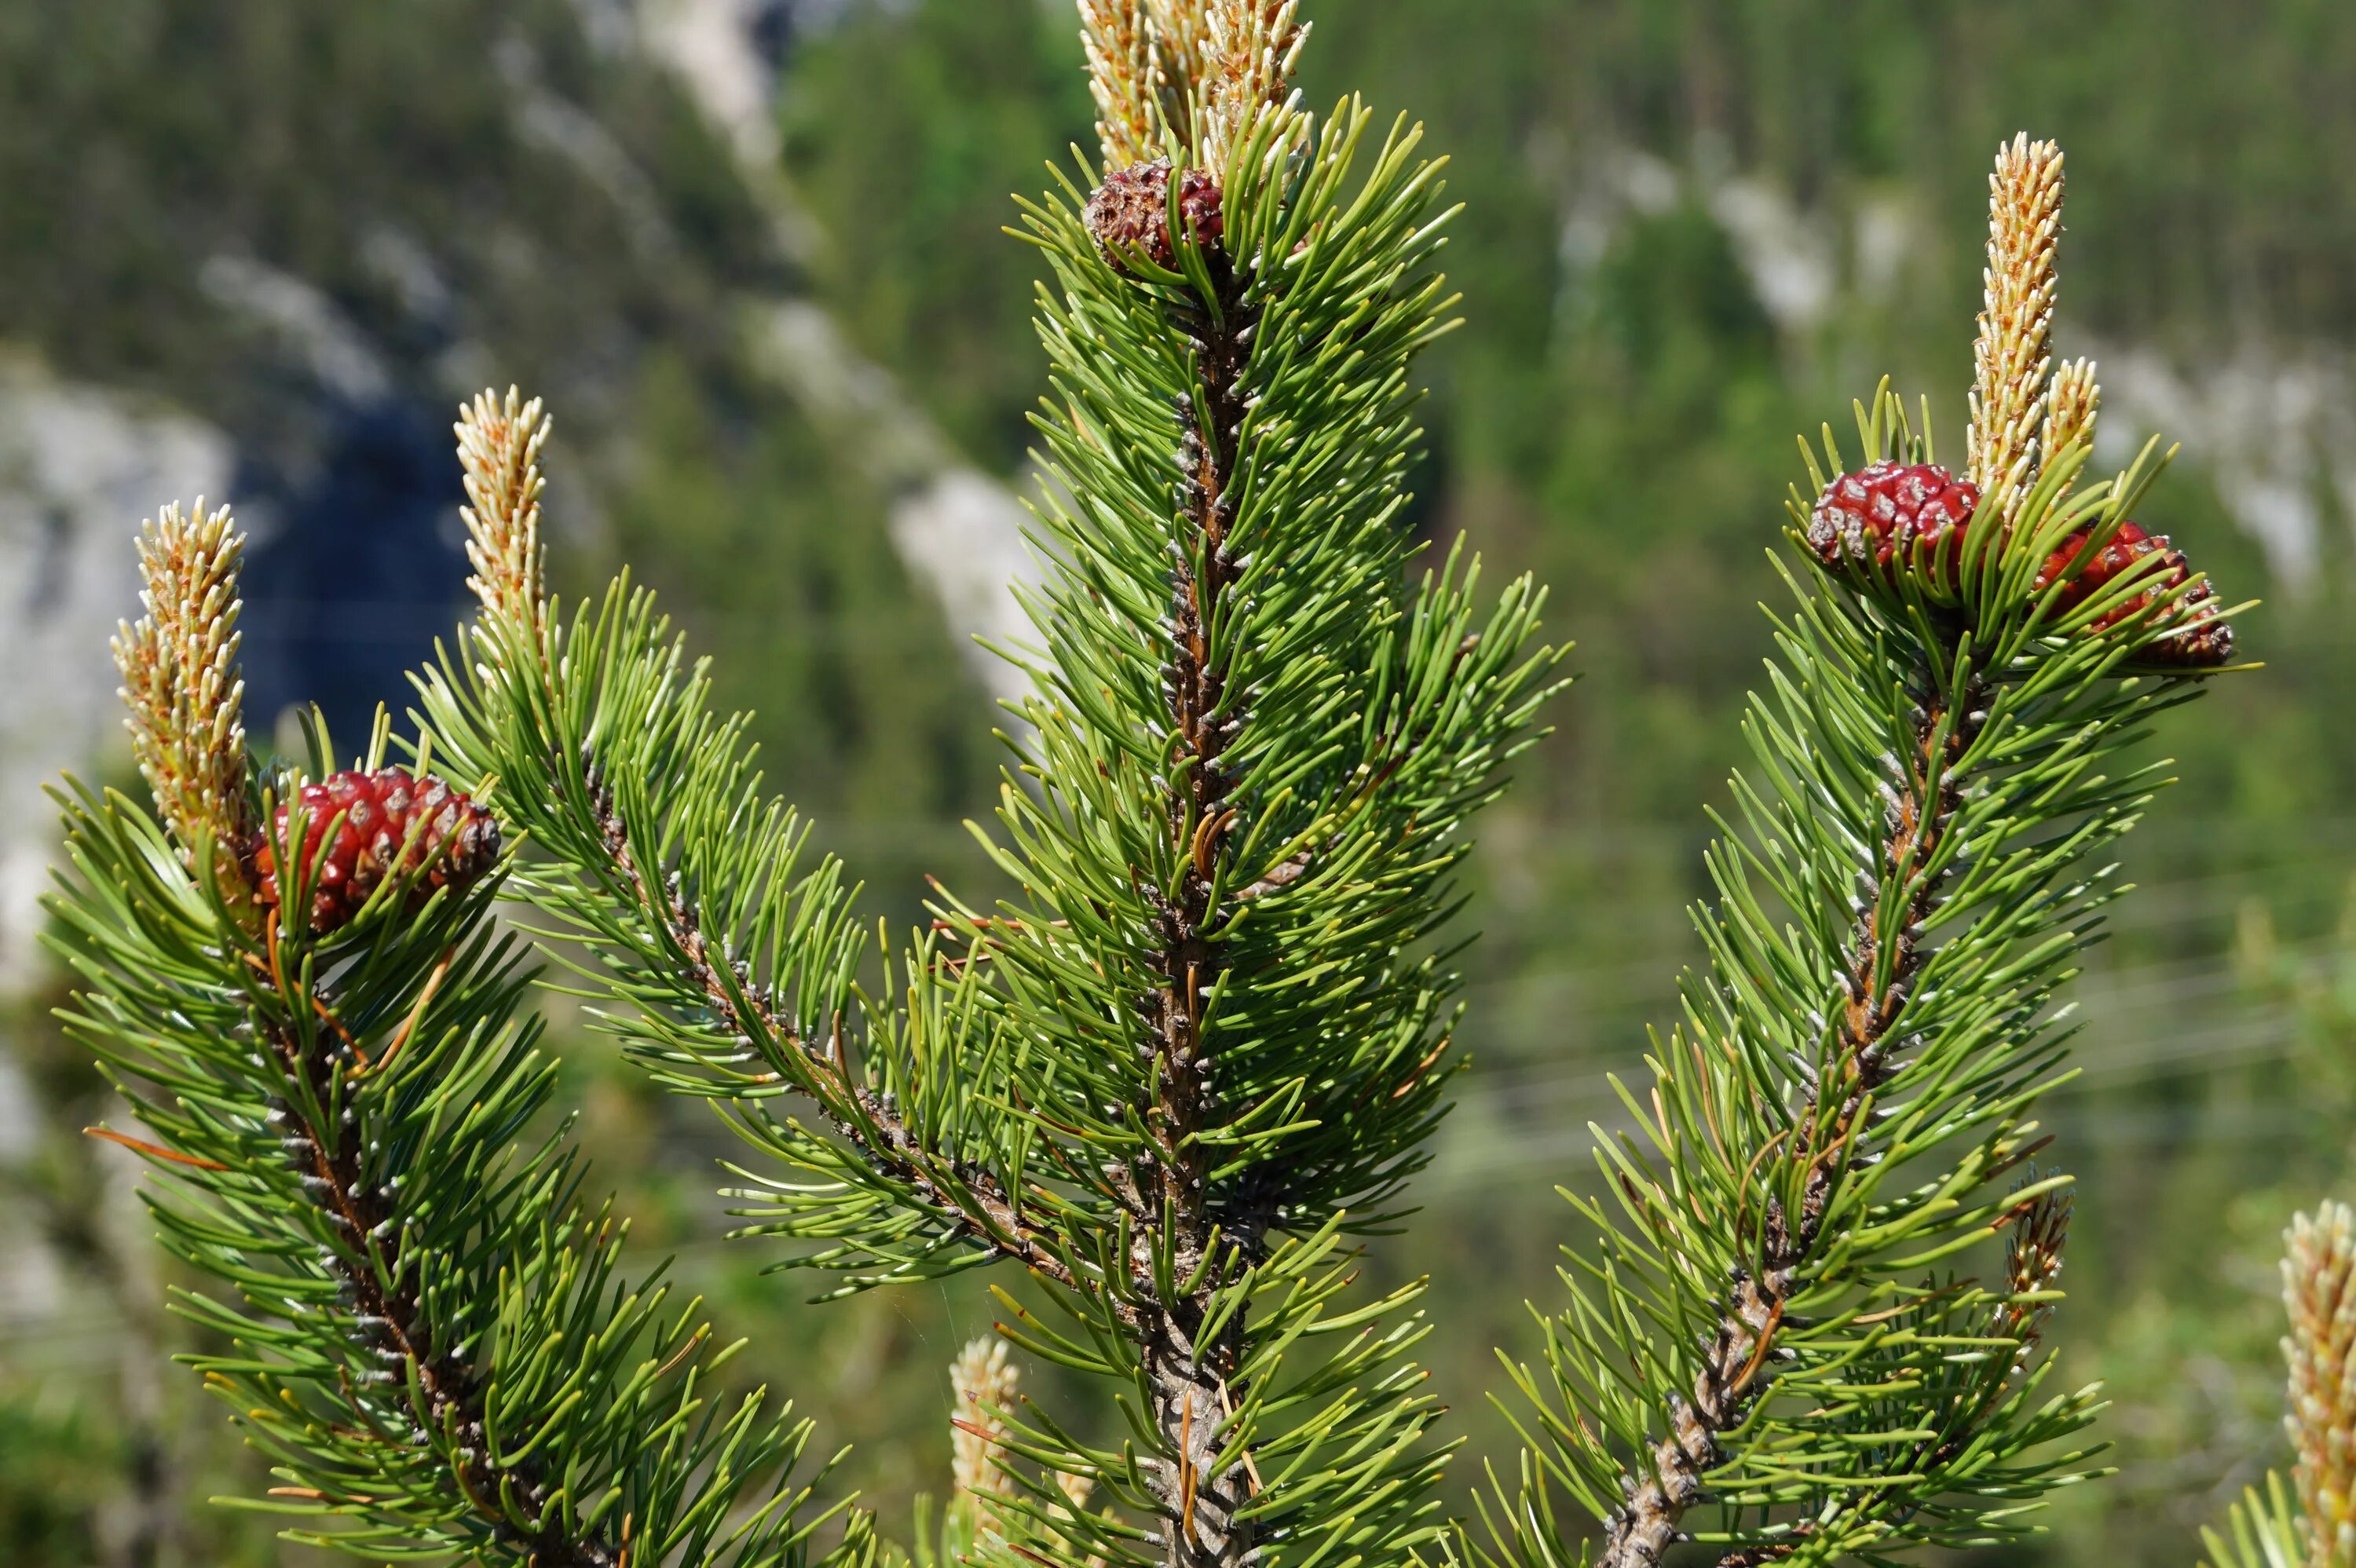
418,1,1564,1557
47,6,2273,1566
1475,137,2241,1568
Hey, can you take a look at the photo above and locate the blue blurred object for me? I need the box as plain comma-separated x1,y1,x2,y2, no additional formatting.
238,396,467,747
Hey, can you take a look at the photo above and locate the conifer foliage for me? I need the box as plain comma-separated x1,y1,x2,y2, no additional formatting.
1478,139,2240,1567
46,499,849,1563
420,6,1561,1566
45,6,2270,1566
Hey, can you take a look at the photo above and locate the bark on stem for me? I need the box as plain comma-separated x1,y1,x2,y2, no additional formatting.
1136,251,1260,1568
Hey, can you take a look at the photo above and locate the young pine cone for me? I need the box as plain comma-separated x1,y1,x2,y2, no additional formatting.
1808,461,1983,580
2032,519,2233,667
254,769,499,933
1810,463,2233,667
1085,159,1224,272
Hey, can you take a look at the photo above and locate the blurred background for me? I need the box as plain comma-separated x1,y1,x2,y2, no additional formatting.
2,1,2353,1562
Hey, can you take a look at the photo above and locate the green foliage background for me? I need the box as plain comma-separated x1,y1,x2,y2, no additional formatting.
3,0,2355,1563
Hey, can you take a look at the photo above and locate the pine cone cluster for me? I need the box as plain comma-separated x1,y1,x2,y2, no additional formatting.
1807,461,1982,576
2032,519,2233,667
1085,159,1223,272
1809,462,2233,667
254,769,499,933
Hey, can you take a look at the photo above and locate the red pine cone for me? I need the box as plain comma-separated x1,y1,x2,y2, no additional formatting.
2032,521,2234,667
1085,159,1224,272
254,769,499,933
1808,461,1983,577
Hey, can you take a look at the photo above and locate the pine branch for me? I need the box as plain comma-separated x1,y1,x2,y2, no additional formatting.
422,20,1564,1567
947,82,1558,1568
50,502,840,1566
426,454,1052,1506
1595,641,2011,1566
1483,133,2241,1568
251,998,610,1568
427,395,1077,1299
1488,403,2189,1568
581,772,1078,1292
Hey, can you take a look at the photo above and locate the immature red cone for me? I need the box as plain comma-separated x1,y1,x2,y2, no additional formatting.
2033,520,2233,667
254,769,500,933
1085,159,1224,272
1808,461,1983,578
